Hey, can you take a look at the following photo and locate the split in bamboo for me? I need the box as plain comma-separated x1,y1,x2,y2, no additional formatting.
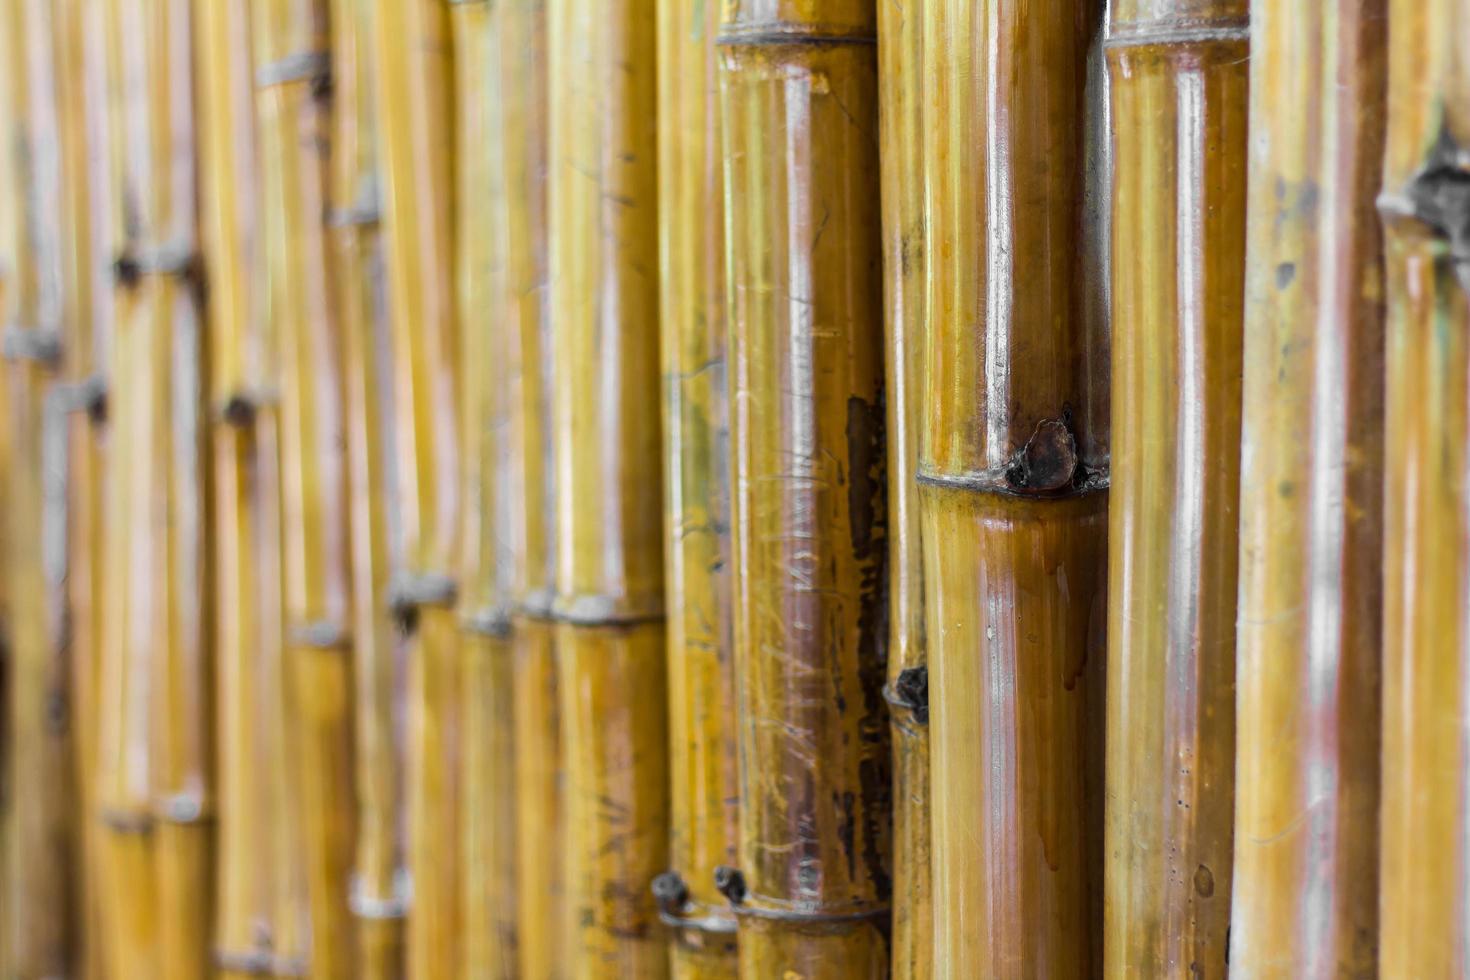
655,0,740,974
718,2,891,975
920,0,1110,974
1103,2,1247,976
1379,0,1470,974
1229,0,1386,972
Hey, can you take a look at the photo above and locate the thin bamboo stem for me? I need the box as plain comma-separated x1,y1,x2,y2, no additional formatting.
719,2,891,975
1229,0,1387,972
1379,0,1470,974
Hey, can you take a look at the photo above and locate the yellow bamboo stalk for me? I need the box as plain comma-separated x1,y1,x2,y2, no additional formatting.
1229,1,1387,973
327,0,407,974
718,2,890,975
1103,3,1247,976
921,0,1109,974
372,0,462,974
1379,0,1469,974
548,0,668,975
876,0,928,974
655,0,738,977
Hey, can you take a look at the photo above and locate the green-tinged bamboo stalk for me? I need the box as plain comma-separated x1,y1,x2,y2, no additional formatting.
253,1,357,975
654,0,738,977
921,0,1109,974
876,0,928,974
548,0,668,974
327,0,407,974
372,0,462,974
493,2,565,974
1229,1,1386,973
451,1,519,975
0,2,77,975
1379,0,1469,974
718,2,890,975
1103,3,1247,976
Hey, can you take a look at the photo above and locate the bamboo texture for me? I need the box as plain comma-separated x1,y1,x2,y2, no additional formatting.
1103,2,1247,976
655,0,739,976
876,0,929,974
921,0,1110,975
1379,0,1470,974
1229,1,1387,974
720,1,891,975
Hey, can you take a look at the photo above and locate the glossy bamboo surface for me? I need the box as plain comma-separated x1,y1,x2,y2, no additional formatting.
1379,0,1470,974
1230,1,1386,973
719,5,891,970
657,0,739,976
920,0,1108,975
876,0,928,973
1103,2,1246,976
512,621,566,980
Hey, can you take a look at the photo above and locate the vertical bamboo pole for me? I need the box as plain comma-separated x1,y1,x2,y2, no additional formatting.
654,0,739,978
548,0,668,974
253,0,357,976
1102,3,1247,976
372,0,462,974
0,1,78,975
921,0,1109,974
719,2,890,975
1379,0,1470,974
327,0,407,974
452,0,520,975
876,0,928,974
1229,1,1386,973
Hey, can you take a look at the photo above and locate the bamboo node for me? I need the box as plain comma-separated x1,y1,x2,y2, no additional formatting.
884,665,928,724
155,791,209,824
99,807,153,835
254,51,331,91
287,620,351,649
550,591,664,626
653,871,740,934
1005,418,1079,492
1382,130,1470,278
388,573,459,632
1,325,63,365
348,870,411,920
460,604,514,638
713,865,746,905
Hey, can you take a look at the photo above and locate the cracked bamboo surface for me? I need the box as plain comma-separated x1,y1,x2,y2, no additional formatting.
876,0,928,974
1379,0,1470,975
1103,2,1247,977
921,0,1109,975
1229,1,1386,974
719,2,891,975
656,0,739,976
549,0,668,974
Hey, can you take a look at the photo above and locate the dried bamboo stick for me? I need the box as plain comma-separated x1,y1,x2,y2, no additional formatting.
548,0,668,974
654,0,738,976
876,0,928,974
371,0,462,973
921,0,1109,974
1102,2,1247,976
1379,0,1469,974
1229,0,1387,973
718,2,890,975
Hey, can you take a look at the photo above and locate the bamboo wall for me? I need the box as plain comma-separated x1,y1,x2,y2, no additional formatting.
0,2,1459,979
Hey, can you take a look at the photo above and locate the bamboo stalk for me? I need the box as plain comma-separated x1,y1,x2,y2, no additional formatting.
1102,2,1247,976
371,0,462,974
548,0,668,974
876,0,928,974
718,2,890,975
1229,1,1386,973
921,0,1109,974
654,0,739,977
327,0,407,974
1378,0,1469,974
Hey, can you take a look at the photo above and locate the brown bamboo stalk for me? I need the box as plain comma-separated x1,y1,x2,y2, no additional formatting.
876,0,928,974
548,0,668,974
718,2,890,975
1102,3,1247,976
371,0,462,974
1379,0,1469,974
1229,1,1387,973
654,0,739,977
253,0,357,975
921,0,1109,974
327,0,407,973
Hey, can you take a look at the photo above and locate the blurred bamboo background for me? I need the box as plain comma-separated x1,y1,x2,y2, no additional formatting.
0,1,1460,978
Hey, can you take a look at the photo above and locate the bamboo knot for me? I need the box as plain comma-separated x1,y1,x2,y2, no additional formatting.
1005,418,1080,492
1,324,63,365
885,665,928,724
1383,131,1470,290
